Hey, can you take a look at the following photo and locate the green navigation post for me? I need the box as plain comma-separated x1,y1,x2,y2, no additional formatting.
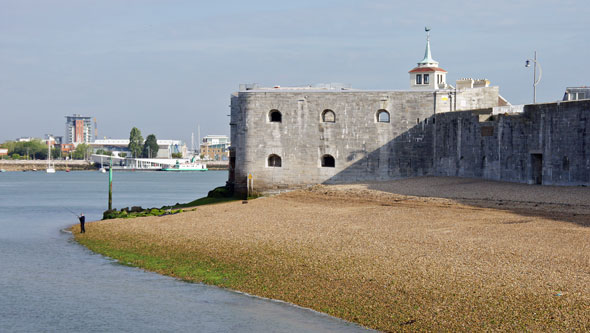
108,157,113,210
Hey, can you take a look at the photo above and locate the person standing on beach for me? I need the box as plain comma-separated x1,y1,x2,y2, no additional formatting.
78,213,85,233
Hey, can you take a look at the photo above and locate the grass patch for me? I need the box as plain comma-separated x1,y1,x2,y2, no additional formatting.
173,186,240,208
77,237,244,287
172,196,237,208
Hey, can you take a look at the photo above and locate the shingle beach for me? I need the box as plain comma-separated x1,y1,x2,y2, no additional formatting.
75,177,590,331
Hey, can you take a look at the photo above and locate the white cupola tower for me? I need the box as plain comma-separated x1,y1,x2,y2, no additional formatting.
409,27,447,90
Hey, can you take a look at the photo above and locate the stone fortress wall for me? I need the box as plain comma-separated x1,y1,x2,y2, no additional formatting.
227,29,589,195
229,86,501,194
229,89,590,194
434,100,590,185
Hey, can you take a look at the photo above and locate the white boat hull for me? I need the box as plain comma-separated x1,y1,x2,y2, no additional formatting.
161,158,207,171
161,167,208,171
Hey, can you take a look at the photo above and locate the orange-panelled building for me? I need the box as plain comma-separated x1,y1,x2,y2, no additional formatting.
60,143,75,155
65,114,95,144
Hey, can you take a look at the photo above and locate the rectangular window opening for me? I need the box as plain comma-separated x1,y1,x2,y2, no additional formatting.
416,74,422,85
424,74,430,84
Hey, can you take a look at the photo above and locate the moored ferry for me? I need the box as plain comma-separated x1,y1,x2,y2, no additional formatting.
161,158,207,171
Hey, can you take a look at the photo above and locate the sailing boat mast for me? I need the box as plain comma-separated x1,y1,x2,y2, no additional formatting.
46,138,56,173
197,124,201,156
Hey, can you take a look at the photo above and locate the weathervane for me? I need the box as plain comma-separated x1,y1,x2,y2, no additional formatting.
425,26,431,40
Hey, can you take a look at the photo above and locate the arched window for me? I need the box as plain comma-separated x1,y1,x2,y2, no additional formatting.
322,109,336,123
269,109,282,122
268,154,282,167
377,109,390,123
321,154,335,168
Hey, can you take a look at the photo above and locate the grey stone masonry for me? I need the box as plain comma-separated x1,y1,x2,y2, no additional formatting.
229,86,500,195
434,100,590,185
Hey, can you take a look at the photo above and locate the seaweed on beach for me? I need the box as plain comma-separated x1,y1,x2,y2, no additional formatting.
102,207,183,220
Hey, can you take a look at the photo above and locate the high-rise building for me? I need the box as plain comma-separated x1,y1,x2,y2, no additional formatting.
65,114,94,144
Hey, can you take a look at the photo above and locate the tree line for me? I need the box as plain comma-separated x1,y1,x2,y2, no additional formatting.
1,127,166,160
0,140,95,160
128,127,159,158
0,140,56,160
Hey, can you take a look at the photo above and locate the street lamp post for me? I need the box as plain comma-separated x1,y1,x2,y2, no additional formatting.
525,51,542,104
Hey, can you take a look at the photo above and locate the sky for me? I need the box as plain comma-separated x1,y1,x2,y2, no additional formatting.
1,0,589,145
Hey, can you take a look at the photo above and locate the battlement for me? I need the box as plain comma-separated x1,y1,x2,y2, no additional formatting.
239,83,353,92
456,78,490,89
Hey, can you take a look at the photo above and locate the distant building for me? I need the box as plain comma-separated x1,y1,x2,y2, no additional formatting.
202,135,229,145
60,143,75,156
65,114,95,144
201,144,229,161
43,135,68,157
563,87,590,101
44,134,56,147
200,135,230,161
90,139,186,158
16,137,36,142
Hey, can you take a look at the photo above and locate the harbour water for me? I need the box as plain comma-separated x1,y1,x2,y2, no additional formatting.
0,171,366,332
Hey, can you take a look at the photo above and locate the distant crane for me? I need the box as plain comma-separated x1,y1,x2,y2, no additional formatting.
94,118,98,141
197,124,201,156
191,132,195,154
